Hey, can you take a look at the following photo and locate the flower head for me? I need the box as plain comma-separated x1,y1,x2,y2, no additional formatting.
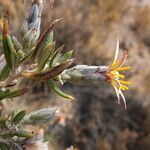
106,38,131,109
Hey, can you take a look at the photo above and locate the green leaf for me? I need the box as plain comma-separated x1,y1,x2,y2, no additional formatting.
15,130,33,138
0,90,10,101
0,34,2,41
16,50,25,61
59,50,73,64
49,79,74,100
11,110,18,122
31,19,61,62
19,47,35,63
0,132,14,139
0,88,28,101
29,114,45,122
0,117,9,129
6,36,17,71
22,30,32,49
12,110,26,125
0,142,9,150
2,11,17,71
46,31,53,44
2,36,12,69
49,45,64,67
12,36,22,51
0,64,10,81
30,34,39,48
22,59,75,80
38,42,55,71
2,11,12,69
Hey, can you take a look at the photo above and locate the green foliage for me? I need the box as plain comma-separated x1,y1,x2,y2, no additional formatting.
0,89,28,101
12,110,26,125
38,42,55,71
0,110,33,149
0,64,10,81
0,1,75,148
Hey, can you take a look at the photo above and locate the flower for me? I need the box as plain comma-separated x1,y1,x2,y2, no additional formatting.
106,38,131,109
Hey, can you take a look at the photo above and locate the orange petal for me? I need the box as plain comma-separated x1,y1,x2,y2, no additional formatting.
119,80,132,85
117,66,131,71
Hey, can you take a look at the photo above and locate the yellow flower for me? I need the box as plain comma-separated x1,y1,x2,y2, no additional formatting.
106,38,131,109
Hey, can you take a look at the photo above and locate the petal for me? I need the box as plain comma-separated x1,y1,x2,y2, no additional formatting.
114,86,120,104
120,85,129,90
119,90,127,110
112,51,127,70
119,80,132,85
113,38,119,63
117,66,131,71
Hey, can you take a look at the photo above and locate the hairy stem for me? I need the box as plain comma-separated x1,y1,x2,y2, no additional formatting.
60,65,109,85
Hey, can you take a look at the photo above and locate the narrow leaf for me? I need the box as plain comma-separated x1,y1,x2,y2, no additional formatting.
49,45,64,67
22,30,32,49
2,34,12,69
46,31,53,44
31,18,61,61
2,36,11,69
11,110,18,122
38,42,55,71
0,18,3,29
59,50,73,64
0,64,10,81
0,142,9,150
16,50,25,61
6,36,17,71
22,59,75,80
2,10,17,70
49,79,74,100
13,110,26,125
19,47,35,63
0,132,14,139
0,117,8,129
0,88,28,101
12,36,22,51
15,130,33,138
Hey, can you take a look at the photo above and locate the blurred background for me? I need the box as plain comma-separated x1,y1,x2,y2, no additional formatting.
0,0,150,149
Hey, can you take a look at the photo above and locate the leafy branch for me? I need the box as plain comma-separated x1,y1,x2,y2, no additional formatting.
0,0,131,149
